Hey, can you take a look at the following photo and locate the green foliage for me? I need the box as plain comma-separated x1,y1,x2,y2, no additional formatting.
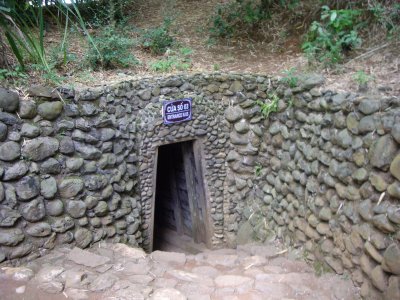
86,26,138,70
288,96,294,108
49,45,77,70
179,47,193,57
149,47,192,73
353,70,373,86
30,63,64,84
302,6,362,66
141,19,174,55
0,0,98,80
0,1,48,70
281,67,298,88
209,0,299,39
254,163,263,177
0,66,28,81
74,0,133,27
313,260,332,277
209,0,266,38
76,69,96,83
256,93,280,119
367,1,400,37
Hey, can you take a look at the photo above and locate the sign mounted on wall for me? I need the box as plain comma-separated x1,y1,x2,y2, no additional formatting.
162,98,192,125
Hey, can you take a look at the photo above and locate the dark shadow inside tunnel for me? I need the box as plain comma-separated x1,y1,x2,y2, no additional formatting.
153,140,208,253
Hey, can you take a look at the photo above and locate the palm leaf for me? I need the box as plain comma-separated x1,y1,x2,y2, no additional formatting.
4,31,25,68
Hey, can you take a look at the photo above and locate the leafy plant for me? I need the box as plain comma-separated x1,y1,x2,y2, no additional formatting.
149,47,192,72
86,25,138,70
179,47,193,57
0,0,98,76
0,66,28,81
302,6,362,66
141,19,174,55
288,96,294,108
254,163,263,177
256,93,280,119
0,1,48,70
353,70,373,86
150,58,176,72
281,67,298,88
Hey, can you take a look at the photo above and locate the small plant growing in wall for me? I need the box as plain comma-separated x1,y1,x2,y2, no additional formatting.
313,260,333,277
254,163,263,177
256,93,280,119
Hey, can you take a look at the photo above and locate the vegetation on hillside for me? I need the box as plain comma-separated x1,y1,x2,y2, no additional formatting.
0,0,399,86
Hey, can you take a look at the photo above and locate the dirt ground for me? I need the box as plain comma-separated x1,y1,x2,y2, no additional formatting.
17,0,398,98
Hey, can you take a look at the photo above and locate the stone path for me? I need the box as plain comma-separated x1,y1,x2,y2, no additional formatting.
0,242,359,300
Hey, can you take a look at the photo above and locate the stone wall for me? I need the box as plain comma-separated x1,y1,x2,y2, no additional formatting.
225,77,400,300
0,73,399,299
0,84,142,264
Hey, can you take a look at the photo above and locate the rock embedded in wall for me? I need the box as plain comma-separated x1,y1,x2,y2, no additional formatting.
0,88,20,112
21,137,59,161
0,141,20,161
37,101,63,120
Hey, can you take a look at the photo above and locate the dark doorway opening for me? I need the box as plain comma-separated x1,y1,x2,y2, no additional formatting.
153,140,209,253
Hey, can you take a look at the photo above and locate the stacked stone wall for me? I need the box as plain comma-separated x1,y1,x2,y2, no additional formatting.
0,73,399,299
0,84,141,264
222,75,400,299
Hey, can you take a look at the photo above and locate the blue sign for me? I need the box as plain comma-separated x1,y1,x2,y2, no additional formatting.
162,98,192,125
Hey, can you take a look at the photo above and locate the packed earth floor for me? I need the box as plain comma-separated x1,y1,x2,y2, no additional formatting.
0,241,358,300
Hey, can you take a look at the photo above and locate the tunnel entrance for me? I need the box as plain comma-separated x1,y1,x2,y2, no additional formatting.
153,140,209,252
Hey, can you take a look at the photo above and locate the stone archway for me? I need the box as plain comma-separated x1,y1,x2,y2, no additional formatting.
136,96,230,252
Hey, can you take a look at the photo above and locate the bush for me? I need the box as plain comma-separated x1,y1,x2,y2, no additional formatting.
209,0,266,38
302,6,362,66
367,1,400,38
86,26,138,70
75,0,134,27
141,19,174,55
